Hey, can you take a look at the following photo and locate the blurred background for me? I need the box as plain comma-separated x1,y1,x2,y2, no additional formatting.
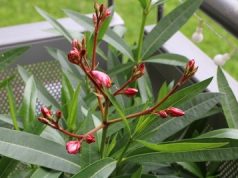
0,0,238,80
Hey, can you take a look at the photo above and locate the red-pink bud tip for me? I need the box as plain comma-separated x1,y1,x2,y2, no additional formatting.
157,110,168,118
67,48,81,65
123,88,138,97
66,141,81,154
55,110,62,119
91,70,112,88
85,134,96,144
105,9,111,17
166,107,185,117
40,106,52,118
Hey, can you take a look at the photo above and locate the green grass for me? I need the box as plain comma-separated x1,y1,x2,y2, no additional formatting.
0,0,238,79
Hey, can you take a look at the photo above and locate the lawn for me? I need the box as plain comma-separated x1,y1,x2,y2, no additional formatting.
1,0,238,79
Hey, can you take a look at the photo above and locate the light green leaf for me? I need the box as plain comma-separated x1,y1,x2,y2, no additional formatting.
105,90,131,135
142,0,203,58
36,7,73,42
64,10,134,60
0,114,23,128
217,67,238,128
136,140,227,153
0,128,81,174
19,76,37,132
159,78,212,110
198,128,238,140
0,47,29,71
17,65,60,110
67,83,81,130
6,83,19,130
72,158,116,178
144,53,187,66
30,168,62,178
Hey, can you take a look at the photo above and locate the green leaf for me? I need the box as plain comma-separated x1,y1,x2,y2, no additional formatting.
0,114,23,128
105,90,131,135
0,76,14,89
17,65,60,110
67,83,81,130
142,0,203,58
136,140,227,153
217,67,238,128
72,158,117,178
6,83,19,130
0,128,81,174
143,93,221,142
131,166,142,178
138,0,149,9
177,162,203,178
64,10,134,60
0,157,19,178
30,168,62,178
0,47,29,71
107,62,135,76
125,147,238,164
36,7,73,42
19,76,37,132
198,128,238,140
159,78,213,110
144,53,187,66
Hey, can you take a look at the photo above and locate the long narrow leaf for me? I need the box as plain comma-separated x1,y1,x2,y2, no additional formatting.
142,0,203,58
0,128,81,174
36,7,73,42
72,158,116,178
0,47,29,71
30,168,62,178
217,67,238,128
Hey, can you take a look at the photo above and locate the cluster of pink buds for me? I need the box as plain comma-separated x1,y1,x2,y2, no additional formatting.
184,59,198,79
68,38,86,65
66,134,95,154
155,107,185,119
93,2,111,26
130,63,145,82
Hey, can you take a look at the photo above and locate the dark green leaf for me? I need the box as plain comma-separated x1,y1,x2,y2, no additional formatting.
72,158,116,178
144,53,187,66
142,0,203,58
0,157,19,178
177,162,203,178
217,67,238,128
0,128,81,174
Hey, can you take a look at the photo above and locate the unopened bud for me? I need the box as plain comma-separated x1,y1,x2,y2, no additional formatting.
68,48,81,65
66,141,81,154
123,88,138,97
85,134,96,144
72,39,81,50
41,106,52,118
99,4,104,14
91,70,112,88
94,2,100,15
131,63,145,81
93,14,97,25
157,110,168,118
55,110,62,119
166,107,185,117
105,9,111,17
184,59,198,78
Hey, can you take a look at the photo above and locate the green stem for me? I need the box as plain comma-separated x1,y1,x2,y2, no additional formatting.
136,11,148,62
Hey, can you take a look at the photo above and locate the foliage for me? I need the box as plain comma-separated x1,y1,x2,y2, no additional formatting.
1,0,238,178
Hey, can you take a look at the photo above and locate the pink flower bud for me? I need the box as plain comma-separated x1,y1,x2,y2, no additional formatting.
72,39,81,50
157,110,168,118
67,48,81,65
66,141,81,154
86,134,96,144
40,106,52,118
138,63,145,74
91,70,112,88
166,107,185,117
123,88,138,97
184,59,198,78
105,9,111,17
55,110,62,119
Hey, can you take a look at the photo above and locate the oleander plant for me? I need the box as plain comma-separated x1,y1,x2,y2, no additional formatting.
1,0,238,177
